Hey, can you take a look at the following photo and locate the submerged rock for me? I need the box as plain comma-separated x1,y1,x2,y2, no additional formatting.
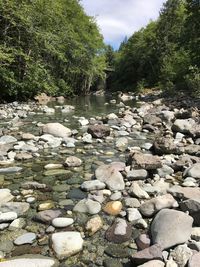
73,199,101,214
64,156,82,167
0,167,22,174
42,123,71,138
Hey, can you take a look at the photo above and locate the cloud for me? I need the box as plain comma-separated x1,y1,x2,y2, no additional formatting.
81,0,166,48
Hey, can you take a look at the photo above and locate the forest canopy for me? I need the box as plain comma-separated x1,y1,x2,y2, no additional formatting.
0,0,106,100
109,0,200,96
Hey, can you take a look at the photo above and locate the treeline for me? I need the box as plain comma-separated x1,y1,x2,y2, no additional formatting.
0,0,106,100
108,0,200,96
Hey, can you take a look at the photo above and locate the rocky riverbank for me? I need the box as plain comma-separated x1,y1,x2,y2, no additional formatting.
0,94,200,267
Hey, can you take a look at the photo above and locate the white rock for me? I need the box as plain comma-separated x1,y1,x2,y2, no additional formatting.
42,123,71,138
0,256,58,267
9,218,26,230
51,232,83,259
82,133,93,144
0,212,17,222
14,232,36,245
127,208,142,222
0,223,9,230
78,118,89,126
0,189,14,205
52,218,74,228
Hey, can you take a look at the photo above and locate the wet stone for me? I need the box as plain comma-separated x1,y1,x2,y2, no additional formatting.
104,244,131,258
52,184,69,192
67,188,87,200
0,240,14,253
14,232,36,245
73,199,101,215
103,258,123,267
11,245,42,257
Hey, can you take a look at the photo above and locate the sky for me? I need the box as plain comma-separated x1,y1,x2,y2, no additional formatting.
81,0,166,49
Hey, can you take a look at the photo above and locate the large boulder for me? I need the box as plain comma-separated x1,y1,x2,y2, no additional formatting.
153,137,184,155
87,125,110,138
51,232,83,259
42,123,71,138
151,209,193,249
172,119,196,135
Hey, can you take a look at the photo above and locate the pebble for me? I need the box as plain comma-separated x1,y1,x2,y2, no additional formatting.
52,217,74,228
103,201,122,216
85,215,103,236
129,182,150,199
127,208,142,222
14,232,36,245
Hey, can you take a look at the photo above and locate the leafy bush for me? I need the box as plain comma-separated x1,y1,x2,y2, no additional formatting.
185,66,200,97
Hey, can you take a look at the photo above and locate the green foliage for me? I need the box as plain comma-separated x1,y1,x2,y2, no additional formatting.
184,0,200,66
113,21,158,91
185,66,200,97
111,0,200,96
0,0,105,100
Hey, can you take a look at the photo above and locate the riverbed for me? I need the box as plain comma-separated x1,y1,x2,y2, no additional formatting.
0,93,200,267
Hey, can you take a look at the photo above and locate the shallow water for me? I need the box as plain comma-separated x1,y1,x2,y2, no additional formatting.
1,94,148,266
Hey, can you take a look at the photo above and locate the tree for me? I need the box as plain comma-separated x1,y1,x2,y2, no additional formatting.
0,0,106,100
